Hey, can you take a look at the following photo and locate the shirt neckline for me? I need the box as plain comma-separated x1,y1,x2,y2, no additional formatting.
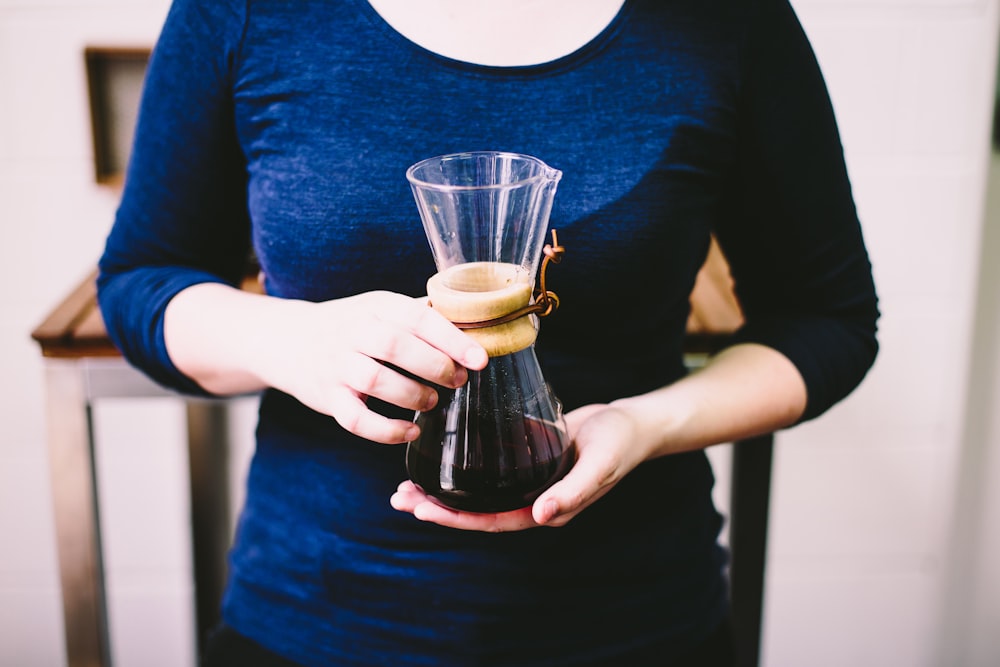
356,0,634,77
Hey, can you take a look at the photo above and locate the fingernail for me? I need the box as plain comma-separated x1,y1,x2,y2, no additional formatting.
451,366,469,387
464,347,487,369
422,390,438,411
404,425,420,442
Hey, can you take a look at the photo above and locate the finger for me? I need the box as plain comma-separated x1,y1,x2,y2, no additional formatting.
412,501,539,532
356,325,470,389
390,481,539,532
341,353,439,412
532,445,621,526
389,480,426,512
534,406,641,526
398,298,489,371
326,387,419,444
396,479,421,495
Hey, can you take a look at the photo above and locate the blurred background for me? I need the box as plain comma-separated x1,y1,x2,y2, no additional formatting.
1,0,999,665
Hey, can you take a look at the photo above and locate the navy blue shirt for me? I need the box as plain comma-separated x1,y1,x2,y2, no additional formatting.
98,0,879,664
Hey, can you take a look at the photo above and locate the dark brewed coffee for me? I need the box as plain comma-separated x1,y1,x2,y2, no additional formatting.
407,412,574,514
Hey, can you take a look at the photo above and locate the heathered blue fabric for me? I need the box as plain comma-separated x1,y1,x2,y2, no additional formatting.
97,0,879,664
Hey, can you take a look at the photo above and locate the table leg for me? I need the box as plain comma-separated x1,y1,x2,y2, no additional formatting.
186,401,231,654
729,433,775,667
43,360,111,667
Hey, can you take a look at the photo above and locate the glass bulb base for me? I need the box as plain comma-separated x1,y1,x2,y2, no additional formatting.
405,347,574,514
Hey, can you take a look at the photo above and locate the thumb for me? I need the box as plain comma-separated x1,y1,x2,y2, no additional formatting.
531,445,620,526
532,404,642,526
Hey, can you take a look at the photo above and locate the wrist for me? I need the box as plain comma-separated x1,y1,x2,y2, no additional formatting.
165,282,308,395
608,386,698,460
235,293,316,391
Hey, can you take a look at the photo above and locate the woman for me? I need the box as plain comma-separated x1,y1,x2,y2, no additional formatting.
97,0,879,664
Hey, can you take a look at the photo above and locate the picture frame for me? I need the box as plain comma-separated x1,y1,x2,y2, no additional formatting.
84,46,151,186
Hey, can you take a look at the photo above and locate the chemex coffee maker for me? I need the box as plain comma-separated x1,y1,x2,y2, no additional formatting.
405,151,575,513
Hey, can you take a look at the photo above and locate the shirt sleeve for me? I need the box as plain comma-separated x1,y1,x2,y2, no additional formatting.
714,0,880,421
96,0,250,395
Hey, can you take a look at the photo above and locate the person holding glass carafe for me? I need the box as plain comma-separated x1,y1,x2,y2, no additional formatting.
97,0,879,665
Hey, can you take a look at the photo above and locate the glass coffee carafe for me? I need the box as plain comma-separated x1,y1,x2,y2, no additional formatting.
405,151,574,513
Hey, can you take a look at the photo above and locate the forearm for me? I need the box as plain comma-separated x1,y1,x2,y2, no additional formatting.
611,343,807,458
163,282,300,395
163,280,488,443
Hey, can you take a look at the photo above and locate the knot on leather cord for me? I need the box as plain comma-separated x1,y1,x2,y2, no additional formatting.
452,230,565,330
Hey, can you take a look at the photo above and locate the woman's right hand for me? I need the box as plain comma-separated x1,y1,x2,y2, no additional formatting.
267,291,489,443
164,284,488,444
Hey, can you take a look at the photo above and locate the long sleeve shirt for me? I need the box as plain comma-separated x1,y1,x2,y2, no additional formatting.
97,0,879,664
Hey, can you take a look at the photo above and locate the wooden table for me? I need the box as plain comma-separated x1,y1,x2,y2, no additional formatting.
31,271,252,666
32,245,772,667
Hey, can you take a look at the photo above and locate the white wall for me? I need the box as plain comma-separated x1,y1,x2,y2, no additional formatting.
0,1,997,666
932,149,1000,667
763,1,1000,666
0,1,180,665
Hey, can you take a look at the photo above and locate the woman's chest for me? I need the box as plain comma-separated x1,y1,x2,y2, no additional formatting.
232,1,741,307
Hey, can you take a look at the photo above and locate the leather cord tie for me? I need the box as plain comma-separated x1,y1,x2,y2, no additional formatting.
452,230,565,330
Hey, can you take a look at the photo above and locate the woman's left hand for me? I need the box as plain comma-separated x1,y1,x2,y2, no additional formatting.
389,402,653,531
391,343,809,531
